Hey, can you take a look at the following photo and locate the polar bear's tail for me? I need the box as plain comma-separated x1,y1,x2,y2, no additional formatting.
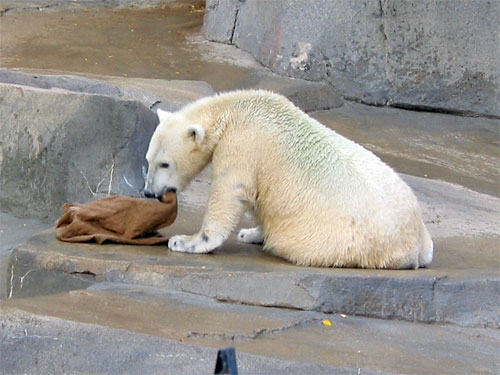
418,224,434,268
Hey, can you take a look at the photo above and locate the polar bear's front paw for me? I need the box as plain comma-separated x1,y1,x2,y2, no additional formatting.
168,233,220,254
237,227,264,244
168,235,208,254
168,235,194,253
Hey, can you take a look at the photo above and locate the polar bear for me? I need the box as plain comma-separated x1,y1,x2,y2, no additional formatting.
144,90,433,269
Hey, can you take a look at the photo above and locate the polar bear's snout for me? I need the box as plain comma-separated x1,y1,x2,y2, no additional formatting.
144,155,180,200
144,186,176,201
143,175,177,199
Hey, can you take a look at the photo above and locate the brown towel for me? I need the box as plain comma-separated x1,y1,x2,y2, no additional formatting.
55,192,177,245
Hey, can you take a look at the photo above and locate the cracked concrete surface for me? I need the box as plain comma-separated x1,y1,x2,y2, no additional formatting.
2,284,498,375
0,307,390,375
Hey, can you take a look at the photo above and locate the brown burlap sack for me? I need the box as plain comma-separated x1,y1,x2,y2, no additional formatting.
55,192,177,245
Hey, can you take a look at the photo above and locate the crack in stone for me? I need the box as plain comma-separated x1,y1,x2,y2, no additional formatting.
377,0,388,41
343,96,498,119
0,7,14,16
186,318,321,342
8,263,15,299
70,270,97,277
229,9,240,44
18,269,36,292
214,295,312,312
377,0,391,106
429,275,448,321
0,4,59,16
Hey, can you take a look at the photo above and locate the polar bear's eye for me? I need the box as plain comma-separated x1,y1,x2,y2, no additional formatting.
159,162,170,169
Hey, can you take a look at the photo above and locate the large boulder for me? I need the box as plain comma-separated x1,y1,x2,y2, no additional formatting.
0,83,157,221
204,0,499,117
0,69,215,112
0,70,216,221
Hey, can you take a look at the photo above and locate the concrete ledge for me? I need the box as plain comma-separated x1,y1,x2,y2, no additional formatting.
0,70,215,221
2,285,498,374
7,230,499,327
0,307,356,375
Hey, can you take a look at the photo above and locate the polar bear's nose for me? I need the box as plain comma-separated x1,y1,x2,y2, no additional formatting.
144,189,155,199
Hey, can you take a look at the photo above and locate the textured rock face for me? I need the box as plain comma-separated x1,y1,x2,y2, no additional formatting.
0,70,216,221
2,287,499,375
0,83,158,221
203,0,500,117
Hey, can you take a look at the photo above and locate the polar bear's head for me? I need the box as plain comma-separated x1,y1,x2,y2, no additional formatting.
144,108,207,199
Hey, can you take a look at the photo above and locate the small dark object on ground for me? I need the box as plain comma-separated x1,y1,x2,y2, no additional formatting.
214,347,238,375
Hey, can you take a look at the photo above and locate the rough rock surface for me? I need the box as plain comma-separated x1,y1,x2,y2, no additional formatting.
204,0,500,117
0,83,157,221
1,307,354,375
0,70,215,221
2,287,498,375
7,204,500,327
0,69,215,112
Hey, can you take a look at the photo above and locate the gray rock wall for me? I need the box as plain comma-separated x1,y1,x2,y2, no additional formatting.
0,70,217,221
203,0,500,117
0,83,157,221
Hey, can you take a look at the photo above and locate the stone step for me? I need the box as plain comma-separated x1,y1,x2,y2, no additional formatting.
7,225,499,328
0,308,353,375
2,283,498,375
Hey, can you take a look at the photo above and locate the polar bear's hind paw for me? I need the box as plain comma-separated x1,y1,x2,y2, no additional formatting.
238,227,264,244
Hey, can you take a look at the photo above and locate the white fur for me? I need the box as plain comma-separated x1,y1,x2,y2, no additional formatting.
145,90,433,269
238,226,264,244
157,108,171,123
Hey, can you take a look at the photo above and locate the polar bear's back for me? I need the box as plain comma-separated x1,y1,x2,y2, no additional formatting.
238,91,404,196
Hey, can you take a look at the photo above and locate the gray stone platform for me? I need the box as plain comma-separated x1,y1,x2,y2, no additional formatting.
6,223,499,329
2,70,499,332
2,283,499,375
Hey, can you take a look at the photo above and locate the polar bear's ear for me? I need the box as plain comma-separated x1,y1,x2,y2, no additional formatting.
187,124,205,145
156,108,171,123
